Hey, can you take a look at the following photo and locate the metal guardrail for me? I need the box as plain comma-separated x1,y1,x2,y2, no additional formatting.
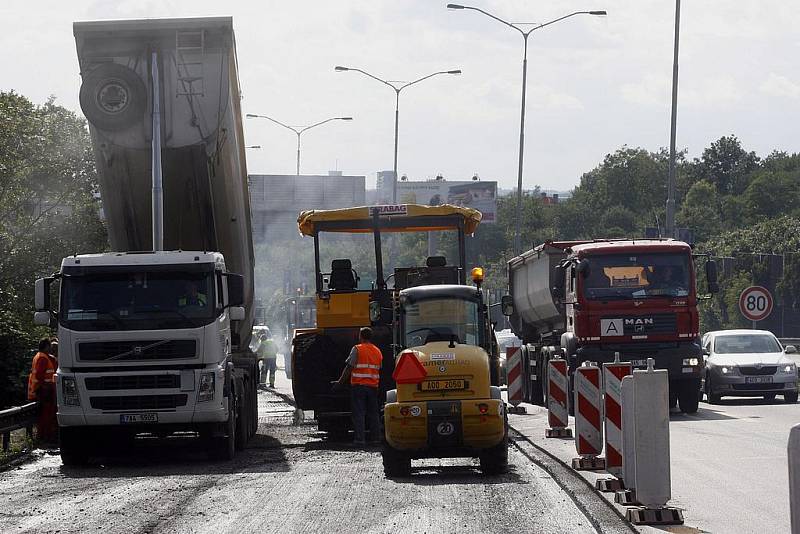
0,402,37,452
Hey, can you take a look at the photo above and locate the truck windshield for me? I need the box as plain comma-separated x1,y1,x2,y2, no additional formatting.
403,298,481,348
582,253,691,300
60,270,216,331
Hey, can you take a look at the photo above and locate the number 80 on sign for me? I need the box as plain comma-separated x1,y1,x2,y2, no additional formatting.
738,285,773,322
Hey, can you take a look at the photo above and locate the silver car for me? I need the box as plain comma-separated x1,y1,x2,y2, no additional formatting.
701,329,798,403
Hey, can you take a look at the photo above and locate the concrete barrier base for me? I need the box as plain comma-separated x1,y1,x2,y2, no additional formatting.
571,456,606,471
626,506,684,525
595,477,625,492
545,427,573,439
614,489,638,506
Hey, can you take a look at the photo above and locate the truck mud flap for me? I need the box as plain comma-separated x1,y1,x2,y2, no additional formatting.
427,401,462,448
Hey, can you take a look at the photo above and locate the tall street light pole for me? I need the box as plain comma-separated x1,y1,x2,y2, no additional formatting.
335,66,461,203
245,114,352,175
665,0,681,239
448,4,606,255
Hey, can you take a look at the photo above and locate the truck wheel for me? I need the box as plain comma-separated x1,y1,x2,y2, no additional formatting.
678,379,700,414
568,373,575,417
79,63,147,131
706,375,721,404
235,392,248,451
669,388,678,409
60,427,90,467
785,392,798,404
211,398,236,461
382,444,411,477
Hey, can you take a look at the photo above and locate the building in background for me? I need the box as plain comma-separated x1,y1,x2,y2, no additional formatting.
395,178,497,223
375,170,396,204
249,172,365,245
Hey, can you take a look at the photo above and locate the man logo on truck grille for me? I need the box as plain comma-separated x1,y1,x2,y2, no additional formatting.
437,421,455,436
133,346,143,355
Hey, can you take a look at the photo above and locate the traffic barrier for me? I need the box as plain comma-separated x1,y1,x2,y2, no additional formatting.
596,354,631,492
619,359,683,526
0,402,37,451
545,356,572,438
615,376,638,505
571,362,605,470
789,424,800,534
506,346,526,414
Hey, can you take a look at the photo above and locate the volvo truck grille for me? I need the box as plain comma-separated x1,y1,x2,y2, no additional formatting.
78,340,196,361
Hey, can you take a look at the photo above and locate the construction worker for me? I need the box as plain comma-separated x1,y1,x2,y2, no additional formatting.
334,327,383,447
28,338,58,443
178,280,207,307
257,331,278,388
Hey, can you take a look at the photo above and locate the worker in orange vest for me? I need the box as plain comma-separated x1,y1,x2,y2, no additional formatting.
28,338,58,443
334,327,383,447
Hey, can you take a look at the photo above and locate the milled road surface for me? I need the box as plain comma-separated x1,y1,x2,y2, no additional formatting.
668,396,800,534
0,389,627,534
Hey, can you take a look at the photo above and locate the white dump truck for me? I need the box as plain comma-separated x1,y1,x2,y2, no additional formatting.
33,17,258,464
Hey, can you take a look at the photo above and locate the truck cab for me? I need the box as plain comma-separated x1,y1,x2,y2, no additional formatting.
34,251,251,464
382,278,507,477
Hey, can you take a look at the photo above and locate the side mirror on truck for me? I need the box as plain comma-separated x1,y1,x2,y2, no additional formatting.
552,264,566,299
500,295,514,317
225,273,245,306
705,259,719,294
35,277,52,311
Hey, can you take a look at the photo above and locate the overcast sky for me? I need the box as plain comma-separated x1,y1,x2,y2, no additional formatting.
2,1,798,190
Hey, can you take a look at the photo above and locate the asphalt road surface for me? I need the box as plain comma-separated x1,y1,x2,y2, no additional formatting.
1,388,629,534
668,396,799,534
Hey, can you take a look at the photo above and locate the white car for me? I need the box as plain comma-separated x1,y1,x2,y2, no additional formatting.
701,329,798,403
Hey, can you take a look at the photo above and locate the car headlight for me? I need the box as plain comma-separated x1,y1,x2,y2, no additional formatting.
782,364,797,374
198,372,215,402
62,376,80,406
721,366,738,375
682,358,700,366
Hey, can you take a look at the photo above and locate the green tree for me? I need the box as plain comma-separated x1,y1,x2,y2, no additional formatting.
0,91,107,407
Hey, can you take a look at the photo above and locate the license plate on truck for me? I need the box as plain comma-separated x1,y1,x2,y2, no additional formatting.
119,413,158,424
421,379,466,391
745,376,773,384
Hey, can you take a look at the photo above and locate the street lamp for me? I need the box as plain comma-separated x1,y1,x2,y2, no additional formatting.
245,114,353,175
335,66,461,203
448,4,606,254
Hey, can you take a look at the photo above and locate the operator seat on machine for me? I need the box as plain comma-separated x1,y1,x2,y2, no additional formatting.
426,256,447,267
328,259,358,291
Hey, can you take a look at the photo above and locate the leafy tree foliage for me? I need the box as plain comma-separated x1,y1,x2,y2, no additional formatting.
0,91,107,407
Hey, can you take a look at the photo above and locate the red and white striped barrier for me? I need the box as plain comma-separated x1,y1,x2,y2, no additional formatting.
506,346,526,414
596,355,632,491
572,362,605,470
545,357,572,438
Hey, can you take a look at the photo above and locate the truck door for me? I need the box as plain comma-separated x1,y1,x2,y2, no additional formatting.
565,265,577,334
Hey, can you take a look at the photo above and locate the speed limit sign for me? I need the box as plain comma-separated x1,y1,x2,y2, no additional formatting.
739,286,773,322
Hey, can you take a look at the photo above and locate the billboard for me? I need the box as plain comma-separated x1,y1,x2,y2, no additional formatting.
396,180,497,223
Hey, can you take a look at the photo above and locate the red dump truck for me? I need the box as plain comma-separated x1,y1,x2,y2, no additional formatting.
501,239,718,414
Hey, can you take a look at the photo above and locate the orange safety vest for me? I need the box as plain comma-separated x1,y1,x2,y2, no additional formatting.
350,343,383,388
28,351,56,401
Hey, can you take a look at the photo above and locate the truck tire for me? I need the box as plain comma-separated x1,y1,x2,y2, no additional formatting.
235,391,248,452
79,63,147,131
60,427,90,467
211,397,236,461
785,392,798,404
678,379,700,414
382,444,411,477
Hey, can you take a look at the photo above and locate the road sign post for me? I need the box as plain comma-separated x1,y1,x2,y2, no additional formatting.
739,286,774,326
